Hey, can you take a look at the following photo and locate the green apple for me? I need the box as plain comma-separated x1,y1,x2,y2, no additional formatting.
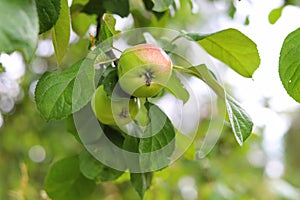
91,85,139,125
118,44,172,97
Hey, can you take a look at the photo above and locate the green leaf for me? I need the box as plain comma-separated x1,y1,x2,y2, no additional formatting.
35,0,61,33
79,149,123,184
244,16,250,25
123,135,139,153
129,0,155,27
100,13,120,42
139,102,176,171
45,156,96,200
225,94,253,145
0,0,38,62
81,0,105,15
0,63,5,73
279,28,300,102
71,0,90,14
269,6,284,24
71,13,92,37
165,70,189,103
190,65,253,144
66,115,82,143
35,58,95,121
187,28,260,78
286,0,300,6
52,0,70,65
101,65,118,96
174,64,253,145
103,0,130,17
130,172,153,198
151,0,173,12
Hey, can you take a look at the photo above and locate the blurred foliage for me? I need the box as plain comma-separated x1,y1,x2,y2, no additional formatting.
285,111,300,187
0,103,285,199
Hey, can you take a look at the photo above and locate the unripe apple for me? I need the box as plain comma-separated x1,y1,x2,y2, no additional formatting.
91,85,139,126
118,44,172,97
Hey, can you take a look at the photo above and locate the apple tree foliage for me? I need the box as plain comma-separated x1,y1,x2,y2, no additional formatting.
1,0,299,199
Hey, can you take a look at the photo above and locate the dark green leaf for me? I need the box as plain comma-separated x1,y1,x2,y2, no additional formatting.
186,28,260,78
123,135,139,153
165,70,189,103
139,102,175,171
0,63,5,73
52,0,70,65
35,59,95,121
79,149,123,184
35,0,61,33
268,6,284,24
286,0,300,6
130,172,153,198
82,125,128,171
102,125,125,149
102,66,118,96
100,13,120,42
225,94,253,145
81,0,104,15
122,134,141,171
151,0,173,12
103,0,129,17
66,115,82,143
73,0,89,4
45,156,96,200
279,28,300,102
0,0,38,61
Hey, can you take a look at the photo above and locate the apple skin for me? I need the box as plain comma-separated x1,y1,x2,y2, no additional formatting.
118,44,172,97
91,85,139,126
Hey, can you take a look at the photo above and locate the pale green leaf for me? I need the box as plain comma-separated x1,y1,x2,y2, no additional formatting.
174,64,253,145
71,13,92,37
225,94,253,145
45,156,96,200
190,65,253,144
52,0,70,65
279,27,300,102
100,13,120,42
187,29,260,78
35,0,61,33
165,70,189,103
70,0,89,14
269,6,284,24
0,0,38,62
